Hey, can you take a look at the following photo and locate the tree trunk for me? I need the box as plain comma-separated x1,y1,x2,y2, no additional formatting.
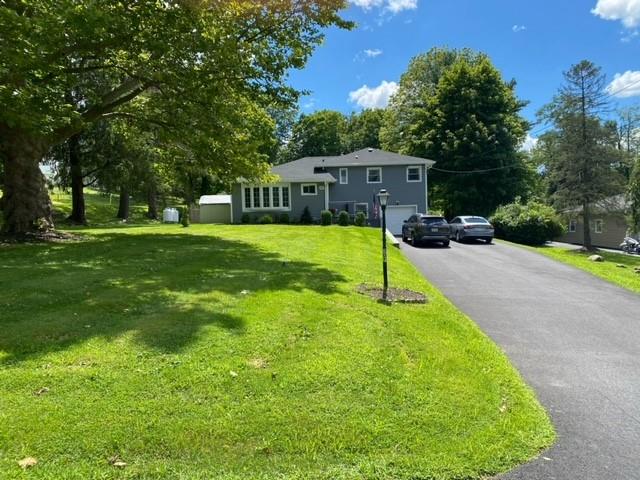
117,186,129,220
0,130,54,236
67,134,87,225
146,183,158,220
583,201,593,251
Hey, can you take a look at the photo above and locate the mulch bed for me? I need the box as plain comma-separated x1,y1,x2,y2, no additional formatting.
357,284,427,304
0,230,84,244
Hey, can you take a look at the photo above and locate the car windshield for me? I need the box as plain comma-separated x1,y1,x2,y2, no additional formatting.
465,217,489,224
422,217,447,225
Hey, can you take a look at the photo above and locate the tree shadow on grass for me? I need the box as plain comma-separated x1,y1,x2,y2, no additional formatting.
0,232,347,364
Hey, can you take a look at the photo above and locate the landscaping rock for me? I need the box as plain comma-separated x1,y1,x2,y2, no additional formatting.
588,255,604,262
616,264,627,268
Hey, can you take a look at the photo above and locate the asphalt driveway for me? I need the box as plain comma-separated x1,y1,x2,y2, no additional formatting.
400,240,640,479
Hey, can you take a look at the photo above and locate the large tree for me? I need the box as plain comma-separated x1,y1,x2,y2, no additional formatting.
399,53,530,218
280,110,347,161
379,47,479,153
343,109,385,152
0,1,349,237
539,60,624,250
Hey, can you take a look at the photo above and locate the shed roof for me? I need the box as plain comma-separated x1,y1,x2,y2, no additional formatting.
199,195,232,205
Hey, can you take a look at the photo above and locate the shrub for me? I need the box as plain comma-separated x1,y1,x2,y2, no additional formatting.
241,213,251,224
490,200,565,245
338,210,350,226
354,211,367,227
278,212,289,224
181,206,190,227
300,206,313,225
258,214,273,225
320,210,332,226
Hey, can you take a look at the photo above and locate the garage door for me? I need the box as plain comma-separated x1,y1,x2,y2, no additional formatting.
200,204,231,223
385,205,417,235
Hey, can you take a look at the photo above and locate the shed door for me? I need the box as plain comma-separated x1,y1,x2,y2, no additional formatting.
386,205,418,235
200,205,231,224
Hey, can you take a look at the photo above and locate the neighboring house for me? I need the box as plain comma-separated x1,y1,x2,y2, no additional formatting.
557,195,632,249
197,195,232,223
229,148,436,234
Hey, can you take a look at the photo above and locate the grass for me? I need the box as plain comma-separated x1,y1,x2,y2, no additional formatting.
526,244,640,294
0,224,554,479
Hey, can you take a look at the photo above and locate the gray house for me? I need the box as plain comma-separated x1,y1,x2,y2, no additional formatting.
557,195,632,249
230,148,435,234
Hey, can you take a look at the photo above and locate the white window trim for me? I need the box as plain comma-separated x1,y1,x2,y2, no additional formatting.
339,168,348,184
594,219,603,234
301,183,317,196
355,202,369,218
367,167,382,184
241,183,291,212
569,219,577,233
406,165,422,183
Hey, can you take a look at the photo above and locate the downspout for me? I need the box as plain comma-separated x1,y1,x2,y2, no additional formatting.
324,181,329,210
425,164,431,214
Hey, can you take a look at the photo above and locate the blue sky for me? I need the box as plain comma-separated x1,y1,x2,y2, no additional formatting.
288,0,640,147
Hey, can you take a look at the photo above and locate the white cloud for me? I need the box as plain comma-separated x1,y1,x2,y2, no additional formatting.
386,0,417,13
521,133,539,152
606,70,640,97
351,0,417,14
301,97,315,110
621,29,639,41
364,48,383,57
512,24,527,32
592,0,640,28
348,81,399,108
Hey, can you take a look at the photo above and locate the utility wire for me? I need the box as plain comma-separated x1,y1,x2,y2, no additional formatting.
427,76,640,176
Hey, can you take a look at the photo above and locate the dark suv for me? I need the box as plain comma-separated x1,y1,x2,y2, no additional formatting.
402,214,450,247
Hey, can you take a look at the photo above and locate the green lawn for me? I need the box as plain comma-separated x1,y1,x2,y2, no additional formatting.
524,245,640,294
0,224,553,479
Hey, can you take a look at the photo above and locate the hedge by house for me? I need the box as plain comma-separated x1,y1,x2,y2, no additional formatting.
490,200,564,245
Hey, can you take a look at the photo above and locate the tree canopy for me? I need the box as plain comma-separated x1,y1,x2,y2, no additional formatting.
0,0,350,235
383,48,531,218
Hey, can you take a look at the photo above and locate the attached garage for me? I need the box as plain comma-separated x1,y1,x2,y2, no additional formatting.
385,205,418,235
199,195,232,224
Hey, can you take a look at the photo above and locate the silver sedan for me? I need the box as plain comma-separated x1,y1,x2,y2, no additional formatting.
449,216,494,243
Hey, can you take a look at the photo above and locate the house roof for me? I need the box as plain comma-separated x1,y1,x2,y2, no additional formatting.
271,148,435,183
199,195,231,205
561,194,629,215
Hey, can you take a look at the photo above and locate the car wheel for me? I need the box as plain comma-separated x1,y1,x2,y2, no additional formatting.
411,235,418,247
402,231,408,242
455,231,461,243
443,240,450,247
485,238,493,244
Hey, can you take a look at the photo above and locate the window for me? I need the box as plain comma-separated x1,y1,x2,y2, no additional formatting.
301,183,317,196
355,202,369,218
569,219,577,233
367,167,382,184
339,168,348,184
594,219,603,234
242,185,290,211
407,166,422,182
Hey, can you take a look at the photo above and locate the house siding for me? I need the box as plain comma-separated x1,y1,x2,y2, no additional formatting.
325,165,427,226
231,182,326,223
557,213,628,249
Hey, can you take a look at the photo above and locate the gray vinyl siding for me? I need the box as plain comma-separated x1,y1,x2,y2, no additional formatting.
557,213,628,249
326,165,427,227
231,182,326,223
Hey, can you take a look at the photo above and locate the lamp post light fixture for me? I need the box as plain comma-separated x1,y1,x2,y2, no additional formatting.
377,189,390,301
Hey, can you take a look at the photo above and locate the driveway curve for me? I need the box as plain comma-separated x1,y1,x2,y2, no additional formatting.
401,240,640,479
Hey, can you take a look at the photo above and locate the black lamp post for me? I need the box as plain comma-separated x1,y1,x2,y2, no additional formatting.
377,189,390,300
